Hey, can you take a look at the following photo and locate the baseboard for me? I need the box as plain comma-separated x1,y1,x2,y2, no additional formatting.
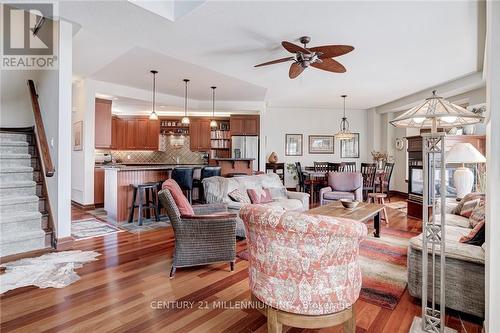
390,190,408,198
56,237,75,251
71,200,96,211
0,247,53,264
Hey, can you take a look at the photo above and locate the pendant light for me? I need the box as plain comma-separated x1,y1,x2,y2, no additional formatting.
149,70,159,120
335,94,355,140
210,86,217,129
181,79,190,125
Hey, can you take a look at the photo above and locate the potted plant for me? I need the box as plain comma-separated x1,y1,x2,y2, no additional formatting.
371,151,388,170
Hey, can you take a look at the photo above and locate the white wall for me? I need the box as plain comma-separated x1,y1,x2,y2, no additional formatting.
0,70,37,127
261,106,368,187
485,1,500,331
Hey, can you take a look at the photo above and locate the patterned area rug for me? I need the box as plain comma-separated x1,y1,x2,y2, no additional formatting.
0,250,100,294
72,218,121,240
384,201,407,214
236,227,417,310
119,220,171,233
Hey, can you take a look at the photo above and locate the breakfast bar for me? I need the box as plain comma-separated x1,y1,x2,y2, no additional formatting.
212,158,255,176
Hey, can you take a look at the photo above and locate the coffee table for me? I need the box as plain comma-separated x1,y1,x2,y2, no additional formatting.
307,201,385,237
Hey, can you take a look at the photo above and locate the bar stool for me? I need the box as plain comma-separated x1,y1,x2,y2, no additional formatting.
171,167,194,203
367,192,389,224
193,166,221,203
128,182,160,226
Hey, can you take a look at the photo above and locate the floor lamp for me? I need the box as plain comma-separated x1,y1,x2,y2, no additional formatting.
390,91,483,333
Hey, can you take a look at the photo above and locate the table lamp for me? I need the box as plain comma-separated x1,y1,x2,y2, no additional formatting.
446,143,486,199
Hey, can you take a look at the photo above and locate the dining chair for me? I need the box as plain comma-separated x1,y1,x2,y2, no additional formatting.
327,162,342,172
341,162,356,172
314,161,329,172
360,163,377,201
295,162,311,193
376,162,395,201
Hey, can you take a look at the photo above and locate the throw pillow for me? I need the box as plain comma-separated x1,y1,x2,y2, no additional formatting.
469,200,485,228
451,192,485,215
459,198,480,218
228,189,251,203
459,221,485,246
161,179,194,216
265,187,288,200
247,188,273,204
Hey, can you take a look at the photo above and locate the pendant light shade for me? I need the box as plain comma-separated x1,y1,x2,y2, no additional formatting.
390,90,483,130
181,79,190,125
210,86,217,129
149,70,159,120
335,95,355,140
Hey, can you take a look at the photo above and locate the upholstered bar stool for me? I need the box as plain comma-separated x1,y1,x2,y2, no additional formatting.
128,182,160,225
367,192,389,224
193,166,221,203
171,167,194,203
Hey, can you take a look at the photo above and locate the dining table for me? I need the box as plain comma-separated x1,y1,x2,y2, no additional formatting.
302,170,328,204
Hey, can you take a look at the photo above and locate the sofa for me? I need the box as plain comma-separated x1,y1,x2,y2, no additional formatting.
407,198,485,318
319,172,363,206
202,173,310,237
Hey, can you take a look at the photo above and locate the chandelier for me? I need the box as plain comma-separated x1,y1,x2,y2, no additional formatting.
335,94,355,140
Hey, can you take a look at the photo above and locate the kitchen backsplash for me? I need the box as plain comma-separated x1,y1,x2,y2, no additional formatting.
96,135,205,165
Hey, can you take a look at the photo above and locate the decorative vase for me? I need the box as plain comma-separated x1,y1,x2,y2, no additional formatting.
268,152,278,163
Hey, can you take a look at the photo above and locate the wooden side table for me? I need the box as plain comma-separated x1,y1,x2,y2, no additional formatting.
266,163,285,185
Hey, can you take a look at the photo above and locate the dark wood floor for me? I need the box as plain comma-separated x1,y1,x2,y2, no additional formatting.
0,198,483,333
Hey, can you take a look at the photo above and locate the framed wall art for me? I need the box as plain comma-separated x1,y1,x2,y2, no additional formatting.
308,135,334,154
340,133,359,158
285,134,303,156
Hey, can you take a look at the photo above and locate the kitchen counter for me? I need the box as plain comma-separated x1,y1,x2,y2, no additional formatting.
212,158,255,161
99,164,205,171
212,158,254,176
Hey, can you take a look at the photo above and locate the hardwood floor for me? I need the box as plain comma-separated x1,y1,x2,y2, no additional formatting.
0,198,483,333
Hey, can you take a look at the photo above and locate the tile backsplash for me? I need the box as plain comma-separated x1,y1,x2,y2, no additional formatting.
96,135,205,164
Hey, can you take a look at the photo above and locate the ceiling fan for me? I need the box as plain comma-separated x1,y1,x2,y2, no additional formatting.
254,36,354,79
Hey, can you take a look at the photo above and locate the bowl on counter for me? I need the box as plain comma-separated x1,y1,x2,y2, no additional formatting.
340,199,359,209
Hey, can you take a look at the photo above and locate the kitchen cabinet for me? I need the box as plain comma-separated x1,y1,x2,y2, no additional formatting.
95,98,112,148
136,119,148,148
110,117,159,150
94,168,104,206
146,120,160,150
189,119,211,151
230,115,259,135
125,119,137,149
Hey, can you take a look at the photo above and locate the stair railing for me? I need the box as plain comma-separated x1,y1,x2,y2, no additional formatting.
27,80,55,177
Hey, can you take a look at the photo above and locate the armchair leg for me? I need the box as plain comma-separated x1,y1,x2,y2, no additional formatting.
230,261,235,271
267,307,282,333
169,265,176,279
343,307,356,333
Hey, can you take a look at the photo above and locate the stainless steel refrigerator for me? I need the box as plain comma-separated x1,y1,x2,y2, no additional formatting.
231,136,259,172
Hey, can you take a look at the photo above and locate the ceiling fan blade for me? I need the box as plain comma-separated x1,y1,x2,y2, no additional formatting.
309,45,354,58
289,62,304,79
254,57,294,67
282,41,311,54
311,58,346,73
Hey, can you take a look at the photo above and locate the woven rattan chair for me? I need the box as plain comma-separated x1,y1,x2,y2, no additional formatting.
158,189,237,278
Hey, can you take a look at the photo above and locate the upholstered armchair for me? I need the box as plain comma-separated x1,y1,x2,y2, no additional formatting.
158,189,237,278
319,172,363,205
240,204,367,333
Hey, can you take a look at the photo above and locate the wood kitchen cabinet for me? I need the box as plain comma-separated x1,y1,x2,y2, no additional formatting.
95,98,112,148
146,120,160,150
230,115,259,135
94,168,104,207
110,117,158,150
189,119,211,151
125,119,137,149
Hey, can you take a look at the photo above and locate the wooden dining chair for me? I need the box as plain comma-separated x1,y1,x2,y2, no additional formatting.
360,163,377,201
314,161,329,172
341,162,356,172
295,162,311,193
327,162,342,172
376,162,395,201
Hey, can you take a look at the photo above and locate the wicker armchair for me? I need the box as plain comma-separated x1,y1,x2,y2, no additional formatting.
158,189,237,278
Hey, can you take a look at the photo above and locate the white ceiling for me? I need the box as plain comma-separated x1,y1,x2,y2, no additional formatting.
61,0,482,109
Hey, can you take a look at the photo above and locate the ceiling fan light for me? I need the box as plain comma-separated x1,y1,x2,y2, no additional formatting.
181,116,190,125
210,119,217,128
149,110,158,120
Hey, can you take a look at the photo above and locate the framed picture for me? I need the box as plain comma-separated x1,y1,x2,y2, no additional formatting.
285,134,303,156
340,133,359,158
308,135,334,154
73,121,83,151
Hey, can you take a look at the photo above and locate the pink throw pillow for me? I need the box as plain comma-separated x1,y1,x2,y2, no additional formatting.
161,179,194,216
247,188,273,204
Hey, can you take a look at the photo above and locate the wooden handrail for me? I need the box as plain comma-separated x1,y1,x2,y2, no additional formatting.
27,80,55,177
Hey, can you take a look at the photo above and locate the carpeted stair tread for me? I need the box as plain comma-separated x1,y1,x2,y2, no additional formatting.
0,180,36,188
0,166,33,173
0,195,39,206
0,141,29,146
0,153,31,159
0,211,42,223
0,229,46,243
